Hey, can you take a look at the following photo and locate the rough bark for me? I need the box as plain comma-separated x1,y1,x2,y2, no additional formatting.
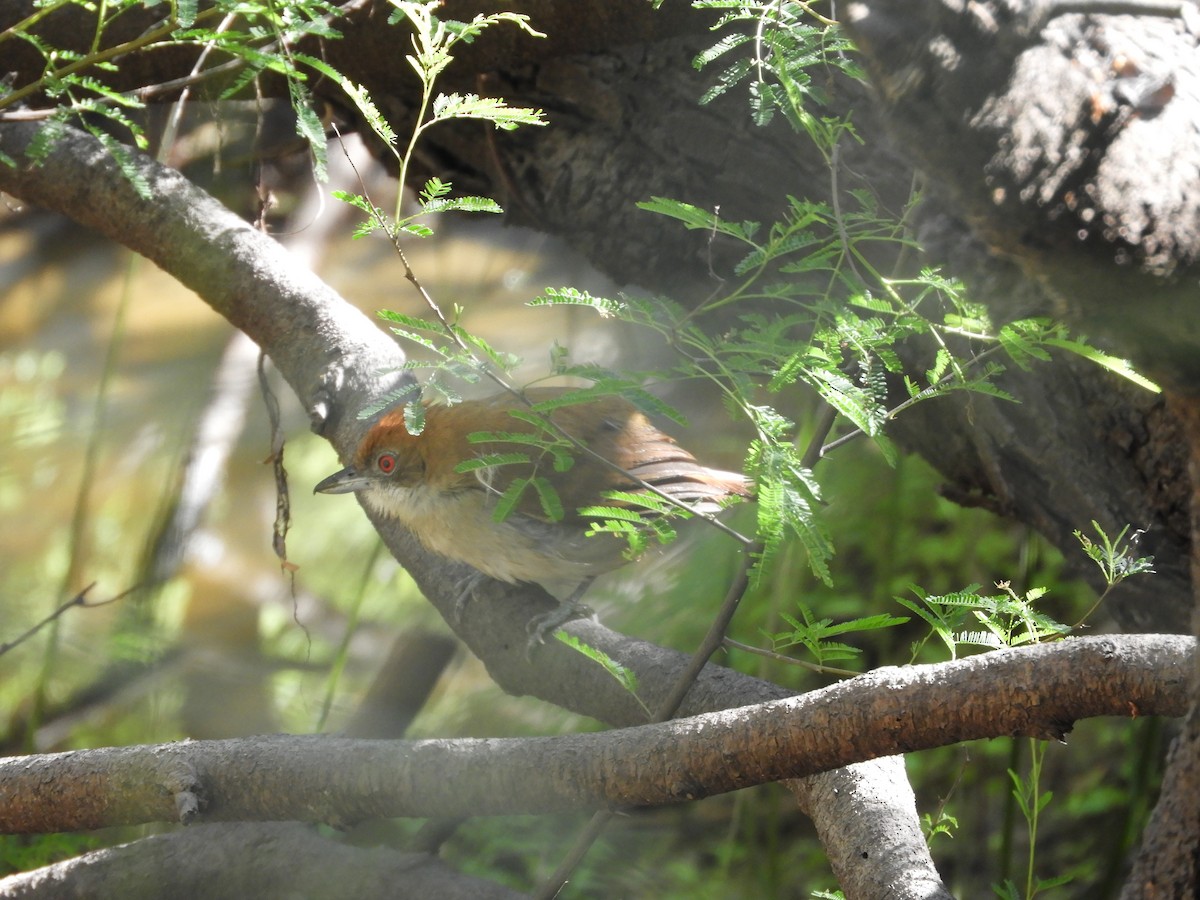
845,0,1200,389
1,634,1187,833
0,822,522,900
1121,699,1200,898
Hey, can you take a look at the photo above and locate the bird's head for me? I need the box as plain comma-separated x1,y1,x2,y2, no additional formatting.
314,415,431,498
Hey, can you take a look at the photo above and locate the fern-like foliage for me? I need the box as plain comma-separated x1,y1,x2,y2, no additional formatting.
898,583,1070,662
765,605,908,667
3,0,356,177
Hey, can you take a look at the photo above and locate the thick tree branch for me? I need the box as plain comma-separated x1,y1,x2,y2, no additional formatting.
0,119,407,450
844,0,1200,390
0,634,1189,834
0,822,521,900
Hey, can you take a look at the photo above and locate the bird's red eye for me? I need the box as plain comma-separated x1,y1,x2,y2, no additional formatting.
377,453,397,474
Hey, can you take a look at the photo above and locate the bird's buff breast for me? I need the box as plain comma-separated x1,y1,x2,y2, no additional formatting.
361,482,626,594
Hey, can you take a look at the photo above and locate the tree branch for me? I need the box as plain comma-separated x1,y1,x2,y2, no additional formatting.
0,634,1188,833
0,822,522,900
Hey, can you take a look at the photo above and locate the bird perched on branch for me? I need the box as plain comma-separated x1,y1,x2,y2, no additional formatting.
315,387,751,640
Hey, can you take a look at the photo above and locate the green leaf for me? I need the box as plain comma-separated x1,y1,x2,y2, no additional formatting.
377,310,442,331
802,367,884,437
529,286,627,317
748,441,832,586
399,222,435,238
70,75,145,110
403,400,425,435
699,58,752,104
386,327,440,354
1074,521,1155,585
332,189,375,213
812,612,909,637
595,490,677,515
765,604,907,666
422,195,503,215
531,475,564,521
452,327,520,371
356,382,423,420
340,80,397,148
498,408,553,431
997,321,1052,370
1044,336,1160,393
431,92,546,130
491,477,530,522
175,0,198,28
526,383,663,419
418,376,466,403
584,518,649,557
692,31,752,69
290,83,328,181
420,176,453,201
577,505,650,525
637,196,760,243
85,126,151,199
749,79,779,126
219,62,266,102
555,632,649,714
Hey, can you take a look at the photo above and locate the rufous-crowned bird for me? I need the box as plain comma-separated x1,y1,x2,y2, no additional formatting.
315,388,750,641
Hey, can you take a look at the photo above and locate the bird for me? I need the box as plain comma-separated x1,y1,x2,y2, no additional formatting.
314,387,751,642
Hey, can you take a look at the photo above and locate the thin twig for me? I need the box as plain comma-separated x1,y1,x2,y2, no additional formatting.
0,9,223,112
532,811,616,900
654,542,762,721
801,403,838,470
722,636,858,678
156,13,239,156
0,583,135,659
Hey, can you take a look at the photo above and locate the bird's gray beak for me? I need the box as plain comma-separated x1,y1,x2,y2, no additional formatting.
314,466,373,495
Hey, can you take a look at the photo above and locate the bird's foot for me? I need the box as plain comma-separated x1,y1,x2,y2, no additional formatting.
525,600,594,649
524,577,597,657
451,570,488,625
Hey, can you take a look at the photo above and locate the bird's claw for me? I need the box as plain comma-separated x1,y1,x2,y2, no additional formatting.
451,571,487,625
524,599,594,658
